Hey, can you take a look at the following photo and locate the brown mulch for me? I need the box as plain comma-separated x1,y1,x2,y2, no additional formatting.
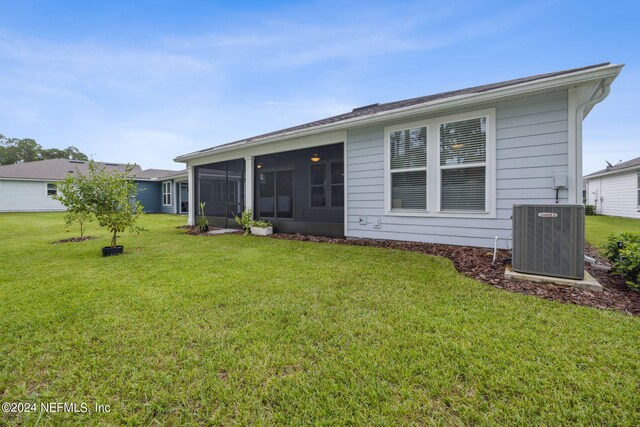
268,233,640,316
52,236,97,244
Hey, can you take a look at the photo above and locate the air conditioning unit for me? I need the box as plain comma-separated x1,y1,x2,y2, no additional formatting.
512,204,584,280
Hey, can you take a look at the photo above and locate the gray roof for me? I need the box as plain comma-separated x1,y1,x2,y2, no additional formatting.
178,62,612,159
0,159,185,181
585,155,640,178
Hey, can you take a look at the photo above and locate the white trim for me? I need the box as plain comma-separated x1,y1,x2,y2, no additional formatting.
245,156,254,212
187,166,195,225
186,131,347,168
162,181,172,206
175,64,623,163
384,108,496,219
343,139,348,237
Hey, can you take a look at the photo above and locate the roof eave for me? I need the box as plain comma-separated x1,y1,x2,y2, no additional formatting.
585,164,640,179
174,63,623,163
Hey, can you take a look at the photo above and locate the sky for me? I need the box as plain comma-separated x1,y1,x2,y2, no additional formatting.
0,0,638,174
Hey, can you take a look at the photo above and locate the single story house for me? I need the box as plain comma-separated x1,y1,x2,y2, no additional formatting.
584,156,640,218
0,159,188,214
175,62,622,248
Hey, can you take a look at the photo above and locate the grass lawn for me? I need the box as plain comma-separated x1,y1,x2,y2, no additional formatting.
585,215,640,248
1,213,639,425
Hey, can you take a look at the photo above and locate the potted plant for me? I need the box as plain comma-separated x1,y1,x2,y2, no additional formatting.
250,219,273,236
198,202,209,232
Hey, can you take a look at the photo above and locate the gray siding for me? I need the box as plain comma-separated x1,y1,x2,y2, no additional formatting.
0,179,65,212
346,90,569,248
135,181,162,213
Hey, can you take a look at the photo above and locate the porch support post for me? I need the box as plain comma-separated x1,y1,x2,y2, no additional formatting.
187,164,195,225
245,156,254,215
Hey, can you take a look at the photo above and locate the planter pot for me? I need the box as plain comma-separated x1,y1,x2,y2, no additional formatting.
250,226,273,236
102,245,124,257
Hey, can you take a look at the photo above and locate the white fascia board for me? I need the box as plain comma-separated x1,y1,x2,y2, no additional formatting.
584,165,640,179
174,64,623,163
0,177,52,182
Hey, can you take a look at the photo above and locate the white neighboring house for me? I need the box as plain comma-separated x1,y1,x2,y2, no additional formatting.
584,156,640,218
0,159,187,213
174,62,623,249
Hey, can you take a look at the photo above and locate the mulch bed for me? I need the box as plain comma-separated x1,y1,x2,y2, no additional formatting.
52,236,97,244
268,233,640,316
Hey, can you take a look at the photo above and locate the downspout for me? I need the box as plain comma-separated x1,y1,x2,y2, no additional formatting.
572,79,611,204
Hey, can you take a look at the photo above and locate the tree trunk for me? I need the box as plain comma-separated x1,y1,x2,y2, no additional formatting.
79,220,84,238
111,229,117,248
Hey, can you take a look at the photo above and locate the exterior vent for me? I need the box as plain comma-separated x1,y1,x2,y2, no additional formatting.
69,160,85,164
352,103,379,112
104,163,119,166
512,204,584,280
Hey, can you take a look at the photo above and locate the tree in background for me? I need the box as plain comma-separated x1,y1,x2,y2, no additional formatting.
0,133,88,165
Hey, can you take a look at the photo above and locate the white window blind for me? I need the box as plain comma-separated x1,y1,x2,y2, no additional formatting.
439,117,487,211
390,126,427,210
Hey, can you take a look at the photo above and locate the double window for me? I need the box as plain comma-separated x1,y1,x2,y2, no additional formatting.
162,181,172,206
385,109,495,217
258,170,293,219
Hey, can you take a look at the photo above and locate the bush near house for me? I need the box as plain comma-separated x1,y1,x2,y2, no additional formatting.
585,204,597,215
603,232,640,291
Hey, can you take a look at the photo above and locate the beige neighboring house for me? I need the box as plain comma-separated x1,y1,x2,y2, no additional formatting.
584,156,640,218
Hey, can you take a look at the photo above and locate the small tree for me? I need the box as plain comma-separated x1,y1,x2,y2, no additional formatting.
53,174,93,238
80,162,145,248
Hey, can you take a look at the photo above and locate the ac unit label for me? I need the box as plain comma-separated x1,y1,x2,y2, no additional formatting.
537,212,558,218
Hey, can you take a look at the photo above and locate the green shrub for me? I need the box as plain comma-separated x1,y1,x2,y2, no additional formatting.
197,202,209,230
603,232,640,291
252,220,272,228
233,208,253,235
585,204,597,215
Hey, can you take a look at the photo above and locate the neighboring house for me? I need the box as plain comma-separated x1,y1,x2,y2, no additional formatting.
584,156,640,218
175,62,622,248
0,159,187,214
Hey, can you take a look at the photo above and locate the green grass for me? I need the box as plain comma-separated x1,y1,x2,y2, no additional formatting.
1,213,639,426
586,215,640,248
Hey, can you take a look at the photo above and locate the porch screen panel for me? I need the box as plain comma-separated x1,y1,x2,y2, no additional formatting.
259,171,275,217
276,170,293,218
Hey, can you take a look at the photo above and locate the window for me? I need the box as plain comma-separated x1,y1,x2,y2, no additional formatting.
439,117,487,211
309,161,344,208
46,183,57,196
384,109,495,217
310,164,326,207
331,162,344,207
257,170,293,219
162,181,172,206
389,126,427,210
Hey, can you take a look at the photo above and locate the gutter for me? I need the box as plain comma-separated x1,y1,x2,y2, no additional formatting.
174,64,623,163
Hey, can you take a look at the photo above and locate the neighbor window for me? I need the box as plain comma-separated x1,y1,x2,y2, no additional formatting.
46,183,57,196
385,109,495,217
162,181,172,206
